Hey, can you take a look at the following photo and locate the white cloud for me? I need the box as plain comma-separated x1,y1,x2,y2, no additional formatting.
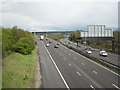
0,1,118,31
1,0,120,2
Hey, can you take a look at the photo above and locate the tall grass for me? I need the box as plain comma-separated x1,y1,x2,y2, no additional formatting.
2,49,38,88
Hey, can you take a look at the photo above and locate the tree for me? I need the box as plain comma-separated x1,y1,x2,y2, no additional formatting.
75,30,81,39
69,30,81,41
2,26,35,57
12,38,34,55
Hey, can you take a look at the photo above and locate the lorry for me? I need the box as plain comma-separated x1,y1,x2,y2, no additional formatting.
40,35,44,40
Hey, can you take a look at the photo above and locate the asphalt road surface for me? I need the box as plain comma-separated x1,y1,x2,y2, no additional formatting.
60,38,119,67
37,36,120,89
36,36,66,88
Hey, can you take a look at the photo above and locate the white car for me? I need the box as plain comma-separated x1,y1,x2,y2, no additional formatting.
46,44,49,47
75,43,77,45
86,50,92,54
54,45,59,48
100,50,108,57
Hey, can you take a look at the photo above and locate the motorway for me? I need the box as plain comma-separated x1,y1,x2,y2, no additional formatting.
37,36,119,89
36,36,66,88
60,38,119,67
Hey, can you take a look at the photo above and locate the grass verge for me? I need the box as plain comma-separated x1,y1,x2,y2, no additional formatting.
2,49,38,88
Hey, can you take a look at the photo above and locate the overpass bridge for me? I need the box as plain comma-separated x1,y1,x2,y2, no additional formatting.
31,31,72,34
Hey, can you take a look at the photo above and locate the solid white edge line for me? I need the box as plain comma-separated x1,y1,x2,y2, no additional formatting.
112,84,120,89
61,42,120,76
90,85,95,90
42,41,70,90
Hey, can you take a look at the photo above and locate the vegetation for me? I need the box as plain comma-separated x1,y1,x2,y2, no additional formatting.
47,33,65,41
69,30,81,42
2,26,35,57
12,38,34,55
2,49,38,88
2,26,39,88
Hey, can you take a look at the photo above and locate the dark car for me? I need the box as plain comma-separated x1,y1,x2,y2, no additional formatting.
46,38,49,40
54,45,59,48
57,42,60,45
78,44,81,47
68,42,71,44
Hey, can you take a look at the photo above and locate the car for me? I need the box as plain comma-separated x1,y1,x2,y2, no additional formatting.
86,50,92,54
65,42,68,44
54,45,59,48
68,42,71,44
78,44,81,47
46,44,49,47
88,47,92,49
75,43,77,45
46,38,49,40
100,50,108,57
49,41,52,43
85,47,91,50
57,42,60,45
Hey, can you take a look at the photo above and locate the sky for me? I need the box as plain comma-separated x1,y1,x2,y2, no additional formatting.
0,0,119,32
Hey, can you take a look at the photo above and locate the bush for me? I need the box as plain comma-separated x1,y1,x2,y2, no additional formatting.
12,38,34,55
2,26,35,57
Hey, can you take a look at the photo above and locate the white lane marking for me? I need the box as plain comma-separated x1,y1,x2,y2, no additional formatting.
64,58,65,60
112,84,120,89
61,43,120,76
65,51,66,53
82,63,85,65
77,72,81,76
93,70,98,74
74,57,77,59
42,41,70,90
69,53,71,55
90,85,95,90
68,63,71,66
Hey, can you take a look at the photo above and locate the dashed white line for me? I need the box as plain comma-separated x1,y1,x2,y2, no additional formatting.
82,63,85,65
42,41,70,90
112,84,120,89
65,51,66,53
93,70,98,74
64,58,65,60
60,43,120,76
74,57,77,59
68,63,71,66
69,53,71,55
77,72,81,76
90,85,95,90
